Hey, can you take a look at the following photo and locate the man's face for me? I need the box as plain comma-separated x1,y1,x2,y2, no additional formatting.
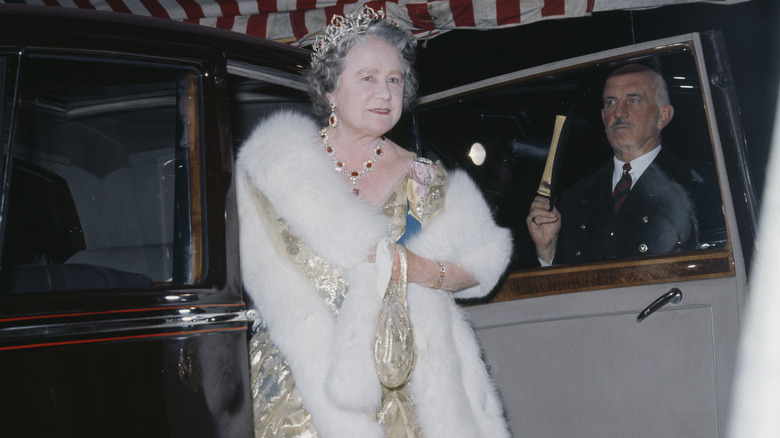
601,71,674,162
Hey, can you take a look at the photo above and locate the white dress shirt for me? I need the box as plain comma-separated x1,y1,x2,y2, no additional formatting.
611,145,662,190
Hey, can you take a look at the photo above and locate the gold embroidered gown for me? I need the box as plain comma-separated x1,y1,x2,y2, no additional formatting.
248,164,446,438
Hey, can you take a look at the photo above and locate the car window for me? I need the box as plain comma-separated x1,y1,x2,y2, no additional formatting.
0,53,204,293
414,44,727,271
225,73,313,149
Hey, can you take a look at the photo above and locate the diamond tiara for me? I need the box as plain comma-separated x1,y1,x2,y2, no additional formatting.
311,5,397,65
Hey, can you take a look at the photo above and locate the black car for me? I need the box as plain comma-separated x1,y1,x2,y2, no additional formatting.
0,5,311,437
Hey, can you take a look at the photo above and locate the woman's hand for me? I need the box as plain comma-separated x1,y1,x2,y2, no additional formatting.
368,245,479,291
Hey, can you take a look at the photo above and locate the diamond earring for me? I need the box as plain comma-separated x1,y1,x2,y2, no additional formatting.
328,101,338,128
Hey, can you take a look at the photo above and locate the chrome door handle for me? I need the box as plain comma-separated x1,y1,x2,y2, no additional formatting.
637,288,683,322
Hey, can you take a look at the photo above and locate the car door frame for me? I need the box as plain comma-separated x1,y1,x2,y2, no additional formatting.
412,31,755,436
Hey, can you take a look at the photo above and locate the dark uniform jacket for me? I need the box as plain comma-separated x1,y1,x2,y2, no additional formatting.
555,147,699,264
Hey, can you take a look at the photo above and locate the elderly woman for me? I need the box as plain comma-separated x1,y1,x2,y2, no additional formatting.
236,6,512,438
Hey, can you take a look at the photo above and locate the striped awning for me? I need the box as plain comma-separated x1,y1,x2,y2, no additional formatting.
12,0,750,45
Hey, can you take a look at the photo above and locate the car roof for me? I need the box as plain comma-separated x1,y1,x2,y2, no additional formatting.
0,4,311,74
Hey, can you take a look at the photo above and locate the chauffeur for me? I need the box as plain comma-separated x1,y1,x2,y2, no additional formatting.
526,63,698,265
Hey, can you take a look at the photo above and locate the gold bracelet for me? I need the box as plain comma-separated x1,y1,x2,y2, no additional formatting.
432,261,446,289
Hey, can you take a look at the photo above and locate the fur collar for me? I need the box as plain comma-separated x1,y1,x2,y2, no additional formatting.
236,110,388,268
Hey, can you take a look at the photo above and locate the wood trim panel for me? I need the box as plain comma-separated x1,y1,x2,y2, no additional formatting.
488,247,735,303
184,72,204,284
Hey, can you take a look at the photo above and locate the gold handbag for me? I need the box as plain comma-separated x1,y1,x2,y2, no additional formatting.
374,243,416,388
373,243,421,437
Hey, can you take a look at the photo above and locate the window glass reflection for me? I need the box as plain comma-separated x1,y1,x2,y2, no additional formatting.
0,54,198,293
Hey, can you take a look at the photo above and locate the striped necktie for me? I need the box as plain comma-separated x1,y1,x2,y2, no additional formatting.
612,162,632,212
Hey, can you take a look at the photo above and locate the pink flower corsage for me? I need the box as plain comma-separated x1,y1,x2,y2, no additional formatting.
409,158,437,198
408,157,446,225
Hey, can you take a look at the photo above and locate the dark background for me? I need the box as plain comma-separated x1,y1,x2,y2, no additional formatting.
415,0,779,203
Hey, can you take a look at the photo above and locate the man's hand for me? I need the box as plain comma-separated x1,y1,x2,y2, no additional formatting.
526,196,561,264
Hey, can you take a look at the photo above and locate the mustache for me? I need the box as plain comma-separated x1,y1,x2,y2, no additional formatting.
609,119,633,129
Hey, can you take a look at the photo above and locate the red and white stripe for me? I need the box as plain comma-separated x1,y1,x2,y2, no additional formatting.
20,0,749,43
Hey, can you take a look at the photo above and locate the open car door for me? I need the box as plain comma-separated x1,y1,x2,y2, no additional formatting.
411,31,757,437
